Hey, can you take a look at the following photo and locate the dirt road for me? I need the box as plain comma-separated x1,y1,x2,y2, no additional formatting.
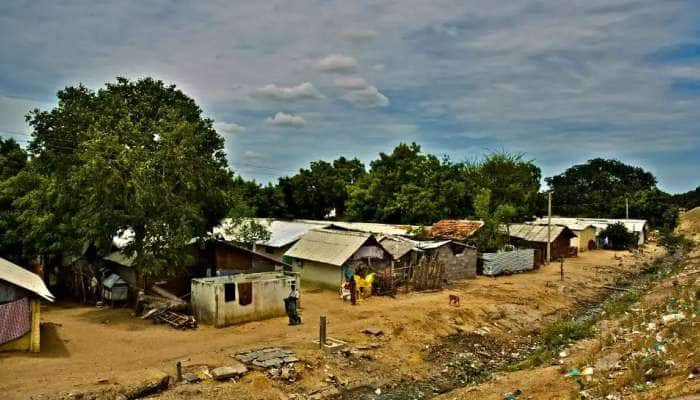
0,246,666,399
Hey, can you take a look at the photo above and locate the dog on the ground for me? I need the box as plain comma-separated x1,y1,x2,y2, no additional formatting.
448,294,460,307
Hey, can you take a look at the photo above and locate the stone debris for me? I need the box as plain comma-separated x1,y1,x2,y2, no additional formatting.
594,352,622,372
181,372,201,384
211,363,248,381
234,347,300,381
362,327,384,336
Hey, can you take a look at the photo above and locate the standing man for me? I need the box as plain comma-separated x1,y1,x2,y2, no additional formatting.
285,283,301,325
349,275,357,305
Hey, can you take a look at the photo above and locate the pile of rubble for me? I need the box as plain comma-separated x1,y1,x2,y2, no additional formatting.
234,348,300,382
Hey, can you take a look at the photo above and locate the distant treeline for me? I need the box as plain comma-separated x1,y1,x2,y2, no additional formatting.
0,77,694,273
233,145,688,230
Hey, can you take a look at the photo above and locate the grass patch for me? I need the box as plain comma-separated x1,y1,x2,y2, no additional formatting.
603,289,639,316
542,320,595,350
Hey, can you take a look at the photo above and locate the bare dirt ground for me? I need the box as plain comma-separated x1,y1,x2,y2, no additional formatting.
435,209,700,400
0,239,671,400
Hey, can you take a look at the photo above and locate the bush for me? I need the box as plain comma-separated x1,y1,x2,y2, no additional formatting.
601,222,638,250
542,320,594,350
657,229,692,250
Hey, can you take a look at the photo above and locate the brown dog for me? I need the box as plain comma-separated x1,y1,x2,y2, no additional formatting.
449,294,460,307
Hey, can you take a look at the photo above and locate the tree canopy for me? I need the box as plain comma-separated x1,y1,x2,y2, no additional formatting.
546,158,677,228
7,77,235,274
345,143,472,225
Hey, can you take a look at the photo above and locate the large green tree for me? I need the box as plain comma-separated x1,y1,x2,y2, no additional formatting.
0,138,29,261
464,152,541,220
15,77,235,274
673,186,700,210
346,143,472,224
545,158,677,228
278,157,365,219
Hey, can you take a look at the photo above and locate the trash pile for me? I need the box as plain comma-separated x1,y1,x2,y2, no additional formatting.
564,288,698,399
234,347,301,382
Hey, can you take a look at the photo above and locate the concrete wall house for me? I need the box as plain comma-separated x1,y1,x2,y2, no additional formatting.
504,224,577,263
191,272,300,327
0,257,55,352
284,229,392,288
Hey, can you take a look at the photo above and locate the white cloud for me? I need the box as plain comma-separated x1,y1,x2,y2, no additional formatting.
215,121,246,134
266,112,306,127
254,82,323,101
317,54,358,73
333,76,368,90
343,85,389,108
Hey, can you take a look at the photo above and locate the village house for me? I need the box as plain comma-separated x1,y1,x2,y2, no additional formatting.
504,223,577,265
379,236,478,282
284,229,392,288
530,217,648,246
213,218,329,263
62,232,291,306
191,271,299,327
1,257,55,353
527,221,597,252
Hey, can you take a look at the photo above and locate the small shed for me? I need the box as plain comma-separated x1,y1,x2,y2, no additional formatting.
284,229,392,288
101,273,128,304
415,240,478,280
504,224,577,263
191,272,300,327
0,257,55,352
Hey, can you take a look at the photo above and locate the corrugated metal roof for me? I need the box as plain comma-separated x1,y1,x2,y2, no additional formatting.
213,218,329,248
415,240,457,250
102,273,127,289
327,221,417,236
530,217,647,234
504,224,574,243
430,220,484,240
379,236,417,260
284,229,374,266
0,257,55,302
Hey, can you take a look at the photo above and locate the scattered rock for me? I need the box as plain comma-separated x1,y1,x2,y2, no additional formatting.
211,364,248,380
181,372,201,384
595,352,621,371
362,327,384,336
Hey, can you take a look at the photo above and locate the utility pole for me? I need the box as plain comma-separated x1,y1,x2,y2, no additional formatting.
625,197,629,219
547,191,552,265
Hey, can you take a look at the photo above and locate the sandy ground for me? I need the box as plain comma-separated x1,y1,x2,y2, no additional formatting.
0,246,667,400
436,210,700,400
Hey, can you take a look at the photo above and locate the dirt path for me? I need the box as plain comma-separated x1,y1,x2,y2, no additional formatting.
0,247,665,399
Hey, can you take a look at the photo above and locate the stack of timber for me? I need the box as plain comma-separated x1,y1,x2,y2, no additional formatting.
137,285,197,329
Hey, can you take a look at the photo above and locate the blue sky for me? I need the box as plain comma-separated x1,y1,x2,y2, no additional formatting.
1,1,699,193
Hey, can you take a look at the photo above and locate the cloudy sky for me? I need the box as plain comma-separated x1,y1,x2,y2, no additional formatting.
1,1,699,193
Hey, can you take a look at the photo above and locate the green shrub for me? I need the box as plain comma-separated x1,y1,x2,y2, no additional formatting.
542,320,595,350
657,229,692,250
601,222,638,250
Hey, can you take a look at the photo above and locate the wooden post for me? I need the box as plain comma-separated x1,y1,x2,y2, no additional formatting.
319,316,327,349
176,361,182,382
547,191,552,265
560,258,564,281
